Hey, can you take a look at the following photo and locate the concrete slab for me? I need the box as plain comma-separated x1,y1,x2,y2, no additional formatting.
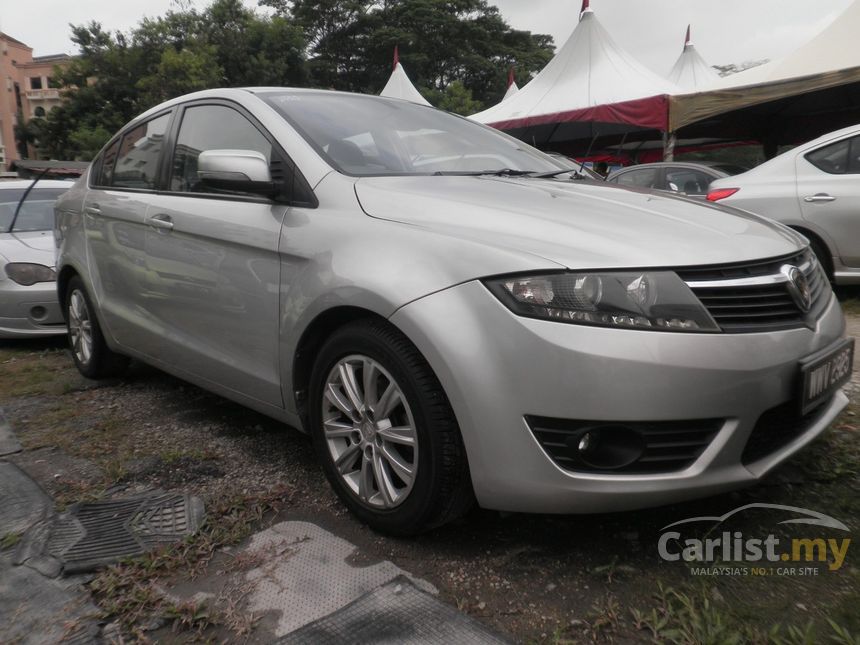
0,408,22,456
0,553,100,645
0,461,52,536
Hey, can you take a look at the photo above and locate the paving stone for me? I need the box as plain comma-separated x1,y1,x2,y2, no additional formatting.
0,408,21,456
0,461,53,537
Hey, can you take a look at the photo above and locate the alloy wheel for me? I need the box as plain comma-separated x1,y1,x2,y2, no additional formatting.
68,289,93,365
322,355,418,509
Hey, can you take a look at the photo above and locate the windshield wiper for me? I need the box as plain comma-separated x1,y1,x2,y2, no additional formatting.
433,168,538,177
530,168,590,180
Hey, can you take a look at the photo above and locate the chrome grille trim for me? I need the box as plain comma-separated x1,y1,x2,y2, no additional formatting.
677,250,830,333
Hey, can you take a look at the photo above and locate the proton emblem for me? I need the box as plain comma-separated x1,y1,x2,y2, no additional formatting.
781,265,812,313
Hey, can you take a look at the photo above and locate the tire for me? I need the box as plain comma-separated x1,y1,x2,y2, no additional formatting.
308,318,474,535
65,276,129,379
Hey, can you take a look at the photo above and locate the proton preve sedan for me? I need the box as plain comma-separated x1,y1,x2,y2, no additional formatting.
55,89,853,535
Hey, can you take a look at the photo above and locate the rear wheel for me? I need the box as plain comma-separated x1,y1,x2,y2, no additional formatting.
66,276,129,379
308,319,473,535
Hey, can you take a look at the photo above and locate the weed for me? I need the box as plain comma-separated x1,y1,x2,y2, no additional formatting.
1,532,21,550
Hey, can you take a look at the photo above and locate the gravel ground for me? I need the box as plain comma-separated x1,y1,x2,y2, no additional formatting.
2,291,860,643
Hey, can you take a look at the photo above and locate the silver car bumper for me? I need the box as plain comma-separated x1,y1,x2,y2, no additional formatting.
0,281,65,338
390,280,848,514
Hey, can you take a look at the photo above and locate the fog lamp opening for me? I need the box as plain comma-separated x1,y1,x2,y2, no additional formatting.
568,425,646,470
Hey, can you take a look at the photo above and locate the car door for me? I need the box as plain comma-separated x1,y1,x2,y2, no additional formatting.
798,135,860,267
140,101,294,407
83,111,173,346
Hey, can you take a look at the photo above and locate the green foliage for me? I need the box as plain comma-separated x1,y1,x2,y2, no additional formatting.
36,0,554,158
430,81,483,115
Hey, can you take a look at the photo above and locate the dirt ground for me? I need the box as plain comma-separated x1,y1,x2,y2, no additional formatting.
2,290,860,644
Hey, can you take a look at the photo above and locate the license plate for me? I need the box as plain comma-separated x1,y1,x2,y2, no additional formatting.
799,338,854,415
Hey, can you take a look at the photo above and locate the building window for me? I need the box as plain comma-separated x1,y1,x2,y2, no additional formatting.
48,77,61,89
33,106,46,118
30,76,42,90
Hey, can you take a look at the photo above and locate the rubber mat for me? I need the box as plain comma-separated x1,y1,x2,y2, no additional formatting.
276,576,511,645
45,491,204,574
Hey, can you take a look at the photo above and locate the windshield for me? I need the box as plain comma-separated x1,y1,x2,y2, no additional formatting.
0,188,67,233
260,91,562,177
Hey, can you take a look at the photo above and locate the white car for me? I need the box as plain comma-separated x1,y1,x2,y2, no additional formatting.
0,179,71,337
708,124,860,284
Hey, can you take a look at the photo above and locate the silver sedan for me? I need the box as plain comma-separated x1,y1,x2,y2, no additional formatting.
55,89,852,535
0,180,70,338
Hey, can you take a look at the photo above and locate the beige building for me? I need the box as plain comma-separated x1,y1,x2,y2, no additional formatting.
0,32,72,170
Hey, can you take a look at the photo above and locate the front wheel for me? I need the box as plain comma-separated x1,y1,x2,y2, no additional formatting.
308,319,473,535
66,276,129,379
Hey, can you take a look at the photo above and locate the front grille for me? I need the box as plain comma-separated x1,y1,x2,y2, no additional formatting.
677,250,830,333
742,396,834,465
526,416,723,474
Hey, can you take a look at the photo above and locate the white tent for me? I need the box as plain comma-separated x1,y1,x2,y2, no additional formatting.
670,0,860,132
470,0,679,136
380,53,432,106
667,26,718,92
502,80,519,101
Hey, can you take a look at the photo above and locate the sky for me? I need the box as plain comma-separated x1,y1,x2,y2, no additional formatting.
0,0,854,75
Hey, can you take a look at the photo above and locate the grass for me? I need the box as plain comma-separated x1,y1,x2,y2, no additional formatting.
629,584,860,645
1,532,21,550
0,346,78,401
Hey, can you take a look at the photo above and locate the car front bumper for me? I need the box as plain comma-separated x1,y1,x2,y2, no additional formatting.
389,280,849,514
0,280,65,338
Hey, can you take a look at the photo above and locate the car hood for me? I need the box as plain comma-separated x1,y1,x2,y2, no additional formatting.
354,176,803,270
0,231,56,266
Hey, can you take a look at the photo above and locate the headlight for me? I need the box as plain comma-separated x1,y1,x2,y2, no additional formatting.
4,263,56,286
484,272,720,332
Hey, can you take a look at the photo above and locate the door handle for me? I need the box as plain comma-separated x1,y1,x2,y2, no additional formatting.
804,194,837,203
146,214,174,231
84,204,101,215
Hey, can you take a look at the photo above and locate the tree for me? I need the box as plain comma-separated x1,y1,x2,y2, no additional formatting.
276,0,554,105
36,0,555,156
429,80,482,115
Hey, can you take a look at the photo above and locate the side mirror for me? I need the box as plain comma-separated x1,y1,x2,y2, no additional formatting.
197,149,278,198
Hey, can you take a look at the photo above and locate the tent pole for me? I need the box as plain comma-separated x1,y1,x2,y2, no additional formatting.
662,131,677,162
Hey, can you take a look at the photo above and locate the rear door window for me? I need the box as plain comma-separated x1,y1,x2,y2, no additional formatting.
92,139,120,188
806,138,852,174
614,168,661,189
665,168,714,195
111,112,171,190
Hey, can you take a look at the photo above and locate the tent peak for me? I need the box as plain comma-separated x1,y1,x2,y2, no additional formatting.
684,24,692,48
580,0,593,20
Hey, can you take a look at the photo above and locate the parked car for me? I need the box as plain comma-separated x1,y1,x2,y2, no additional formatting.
608,162,746,198
0,179,71,338
56,89,851,535
709,124,860,284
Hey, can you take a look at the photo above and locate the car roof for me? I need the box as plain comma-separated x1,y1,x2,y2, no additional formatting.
0,179,76,190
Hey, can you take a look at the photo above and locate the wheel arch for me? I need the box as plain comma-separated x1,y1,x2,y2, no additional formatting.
292,306,390,430
789,225,835,278
56,265,81,321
